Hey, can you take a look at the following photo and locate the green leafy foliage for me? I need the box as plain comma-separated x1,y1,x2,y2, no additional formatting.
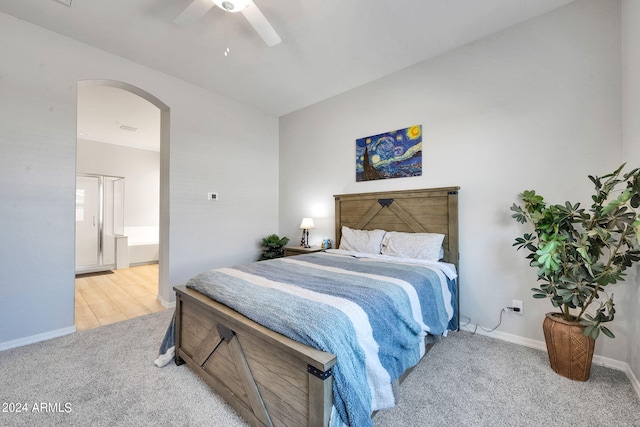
258,234,290,261
511,164,640,339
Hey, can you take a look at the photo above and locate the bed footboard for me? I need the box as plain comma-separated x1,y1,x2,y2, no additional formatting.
174,285,337,427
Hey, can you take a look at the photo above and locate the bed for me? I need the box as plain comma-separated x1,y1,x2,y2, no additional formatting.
171,187,459,427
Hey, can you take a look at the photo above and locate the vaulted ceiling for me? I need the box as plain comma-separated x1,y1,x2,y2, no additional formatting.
2,0,576,150
2,0,576,117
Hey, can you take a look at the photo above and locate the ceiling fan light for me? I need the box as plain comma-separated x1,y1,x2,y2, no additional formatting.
213,0,250,13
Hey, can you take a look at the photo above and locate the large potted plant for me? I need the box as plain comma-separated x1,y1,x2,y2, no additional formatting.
510,164,640,381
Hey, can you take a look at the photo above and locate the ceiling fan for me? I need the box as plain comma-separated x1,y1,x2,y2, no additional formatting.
174,0,282,47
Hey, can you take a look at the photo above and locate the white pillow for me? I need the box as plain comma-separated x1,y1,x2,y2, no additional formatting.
339,226,387,254
381,231,445,261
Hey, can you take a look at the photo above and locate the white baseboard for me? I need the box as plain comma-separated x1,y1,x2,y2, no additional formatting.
157,295,175,309
0,326,76,352
469,327,547,352
462,323,640,399
1,297,173,352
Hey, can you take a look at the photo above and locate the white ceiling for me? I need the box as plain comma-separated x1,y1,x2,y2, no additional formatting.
77,86,161,152
1,0,576,151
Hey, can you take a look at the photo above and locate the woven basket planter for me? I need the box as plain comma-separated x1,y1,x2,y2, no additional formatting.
542,312,595,381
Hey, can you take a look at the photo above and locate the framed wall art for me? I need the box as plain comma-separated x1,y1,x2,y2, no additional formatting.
356,124,422,182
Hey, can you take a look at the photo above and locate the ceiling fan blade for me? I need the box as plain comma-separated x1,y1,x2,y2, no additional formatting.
241,1,282,47
174,0,215,27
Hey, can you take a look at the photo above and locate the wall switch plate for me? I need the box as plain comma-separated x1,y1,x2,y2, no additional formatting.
512,299,524,314
207,192,218,201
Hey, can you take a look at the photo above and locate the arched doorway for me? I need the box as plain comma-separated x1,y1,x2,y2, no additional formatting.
75,80,170,329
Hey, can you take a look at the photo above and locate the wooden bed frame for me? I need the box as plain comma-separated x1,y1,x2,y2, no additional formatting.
174,187,459,427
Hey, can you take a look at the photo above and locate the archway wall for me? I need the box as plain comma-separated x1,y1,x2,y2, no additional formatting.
0,12,280,347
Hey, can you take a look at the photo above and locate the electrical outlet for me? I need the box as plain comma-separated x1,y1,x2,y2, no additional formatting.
207,192,218,201
512,299,524,314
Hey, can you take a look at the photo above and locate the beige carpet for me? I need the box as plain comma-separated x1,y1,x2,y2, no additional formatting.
1,309,638,426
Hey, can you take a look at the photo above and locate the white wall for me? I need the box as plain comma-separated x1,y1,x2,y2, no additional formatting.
0,12,279,346
280,0,627,361
622,0,640,385
77,139,160,230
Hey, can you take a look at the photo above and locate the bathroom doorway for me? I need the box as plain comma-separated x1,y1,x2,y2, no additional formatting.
75,80,170,329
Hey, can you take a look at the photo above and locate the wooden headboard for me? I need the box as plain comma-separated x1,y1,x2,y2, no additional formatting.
334,187,460,269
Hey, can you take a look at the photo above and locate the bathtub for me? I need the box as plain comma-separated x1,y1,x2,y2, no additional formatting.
123,226,159,266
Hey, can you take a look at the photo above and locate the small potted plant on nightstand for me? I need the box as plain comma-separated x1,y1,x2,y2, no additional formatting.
258,234,290,261
510,164,640,381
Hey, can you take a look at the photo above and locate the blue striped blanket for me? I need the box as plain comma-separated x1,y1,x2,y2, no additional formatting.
185,252,457,427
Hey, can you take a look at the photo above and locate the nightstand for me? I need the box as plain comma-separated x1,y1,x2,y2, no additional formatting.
283,246,324,257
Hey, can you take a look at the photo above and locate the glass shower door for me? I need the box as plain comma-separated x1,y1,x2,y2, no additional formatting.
75,174,124,273
75,175,100,270
102,176,124,267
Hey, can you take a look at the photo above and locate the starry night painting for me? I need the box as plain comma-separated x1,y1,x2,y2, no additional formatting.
356,125,422,182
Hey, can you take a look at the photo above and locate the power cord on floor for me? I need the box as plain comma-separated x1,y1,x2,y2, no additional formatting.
460,307,519,334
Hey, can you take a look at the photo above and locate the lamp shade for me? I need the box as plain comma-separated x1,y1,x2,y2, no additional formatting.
299,218,315,229
213,0,251,12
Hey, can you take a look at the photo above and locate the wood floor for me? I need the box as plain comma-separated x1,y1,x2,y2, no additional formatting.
75,264,166,331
